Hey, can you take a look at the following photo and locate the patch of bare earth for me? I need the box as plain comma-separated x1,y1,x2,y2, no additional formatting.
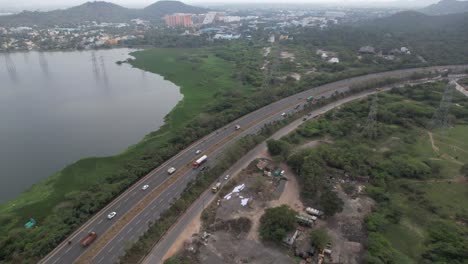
316,185,374,264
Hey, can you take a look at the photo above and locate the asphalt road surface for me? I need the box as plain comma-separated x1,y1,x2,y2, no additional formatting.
40,65,468,264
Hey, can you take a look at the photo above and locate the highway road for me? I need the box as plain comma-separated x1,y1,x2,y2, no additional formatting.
142,87,395,264
40,65,468,264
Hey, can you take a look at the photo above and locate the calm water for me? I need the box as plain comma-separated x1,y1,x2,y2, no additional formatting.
0,49,182,203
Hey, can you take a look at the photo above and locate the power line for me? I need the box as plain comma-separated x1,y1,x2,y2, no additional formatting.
428,82,455,130
363,94,379,139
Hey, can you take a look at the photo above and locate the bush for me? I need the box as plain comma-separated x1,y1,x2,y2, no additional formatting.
309,228,330,251
259,205,296,243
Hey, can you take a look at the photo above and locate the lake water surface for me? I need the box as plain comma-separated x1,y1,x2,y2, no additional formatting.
0,49,182,203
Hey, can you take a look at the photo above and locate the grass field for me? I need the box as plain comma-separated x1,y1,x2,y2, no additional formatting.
0,48,253,234
382,125,468,263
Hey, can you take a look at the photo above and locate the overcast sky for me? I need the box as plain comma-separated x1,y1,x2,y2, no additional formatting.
0,0,440,11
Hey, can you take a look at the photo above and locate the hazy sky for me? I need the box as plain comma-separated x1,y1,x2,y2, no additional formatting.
0,0,440,11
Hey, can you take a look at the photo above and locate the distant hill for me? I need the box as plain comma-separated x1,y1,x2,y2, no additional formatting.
420,0,468,15
0,0,207,26
143,0,207,20
367,10,468,32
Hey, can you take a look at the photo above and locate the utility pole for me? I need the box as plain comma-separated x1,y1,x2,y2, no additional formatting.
363,94,379,139
428,82,455,130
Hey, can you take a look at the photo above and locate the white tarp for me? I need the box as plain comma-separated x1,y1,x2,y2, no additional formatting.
241,198,249,206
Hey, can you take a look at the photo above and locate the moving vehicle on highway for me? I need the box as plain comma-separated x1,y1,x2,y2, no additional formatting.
195,149,201,154
235,125,241,130
224,174,230,180
107,212,116,219
212,182,221,193
80,232,97,247
142,184,149,190
193,155,208,168
168,167,176,174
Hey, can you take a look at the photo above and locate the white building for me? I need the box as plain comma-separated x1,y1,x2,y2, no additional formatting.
328,57,340,63
203,12,217,25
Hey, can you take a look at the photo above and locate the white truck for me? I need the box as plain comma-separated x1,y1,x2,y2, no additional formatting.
167,167,176,175
305,207,323,217
212,182,221,193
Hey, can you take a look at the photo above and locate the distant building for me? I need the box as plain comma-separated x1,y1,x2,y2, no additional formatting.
203,12,218,25
328,57,340,63
164,13,192,27
359,45,376,54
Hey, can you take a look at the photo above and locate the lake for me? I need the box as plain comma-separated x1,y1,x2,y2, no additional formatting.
0,49,182,203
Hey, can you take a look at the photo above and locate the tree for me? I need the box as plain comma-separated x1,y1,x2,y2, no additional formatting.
319,188,344,216
309,228,330,251
259,205,296,243
266,139,290,157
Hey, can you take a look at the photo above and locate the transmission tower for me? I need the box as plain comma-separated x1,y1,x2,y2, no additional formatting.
363,94,379,139
428,82,455,130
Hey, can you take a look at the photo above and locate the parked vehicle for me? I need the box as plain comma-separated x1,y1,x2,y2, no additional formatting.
224,174,230,180
80,232,97,247
167,167,176,174
307,96,314,102
305,207,323,217
212,182,221,193
193,155,208,168
281,112,287,117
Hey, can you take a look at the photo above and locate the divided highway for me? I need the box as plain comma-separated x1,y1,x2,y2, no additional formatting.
40,65,468,264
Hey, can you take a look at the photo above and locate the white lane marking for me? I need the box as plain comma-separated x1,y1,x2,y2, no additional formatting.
123,197,129,203
97,256,105,263
97,219,103,225
64,246,72,254
136,219,142,225
118,236,124,242
52,256,61,264
108,245,115,253
126,227,133,234
144,212,149,217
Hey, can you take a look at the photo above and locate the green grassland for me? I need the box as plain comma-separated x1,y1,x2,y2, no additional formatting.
0,48,253,244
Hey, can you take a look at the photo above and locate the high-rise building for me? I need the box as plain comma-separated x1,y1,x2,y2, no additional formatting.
164,13,193,27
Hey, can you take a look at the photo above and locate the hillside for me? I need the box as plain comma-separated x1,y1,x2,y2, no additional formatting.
143,0,207,20
0,0,207,26
368,10,468,32
420,0,468,15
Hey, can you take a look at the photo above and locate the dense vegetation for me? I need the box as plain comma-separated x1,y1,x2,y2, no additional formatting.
274,81,468,263
259,205,297,243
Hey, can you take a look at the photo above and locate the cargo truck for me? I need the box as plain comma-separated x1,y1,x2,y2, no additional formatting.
193,155,208,168
305,207,323,217
80,232,97,247
212,182,221,193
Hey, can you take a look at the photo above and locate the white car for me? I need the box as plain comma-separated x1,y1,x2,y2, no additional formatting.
168,167,176,174
224,174,230,180
281,112,286,117
142,184,149,190
195,150,201,154
107,212,116,220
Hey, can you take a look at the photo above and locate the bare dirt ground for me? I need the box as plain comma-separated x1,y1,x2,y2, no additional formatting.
316,185,374,264
280,51,295,61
